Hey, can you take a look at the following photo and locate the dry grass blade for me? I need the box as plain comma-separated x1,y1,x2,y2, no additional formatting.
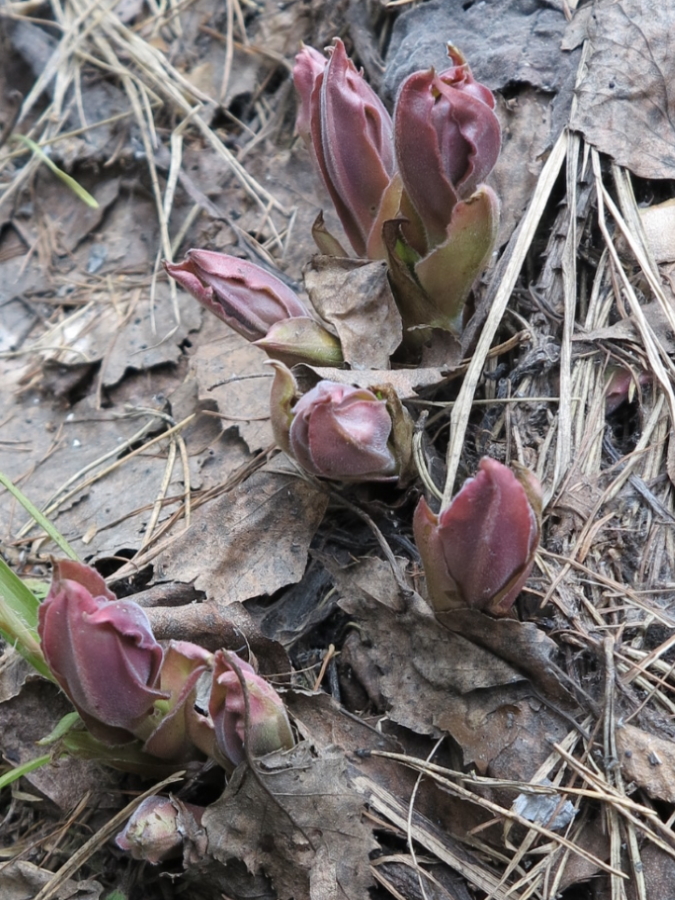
354,775,517,900
442,129,567,505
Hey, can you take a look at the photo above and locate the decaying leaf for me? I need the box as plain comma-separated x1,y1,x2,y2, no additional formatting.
303,256,402,369
616,722,675,803
102,285,202,387
0,680,118,809
189,319,275,452
339,587,570,775
203,743,377,900
294,363,452,399
154,467,328,604
0,860,102,900
436,610,574,705
570,0,675,179
492,88,554,243
634,199,675,263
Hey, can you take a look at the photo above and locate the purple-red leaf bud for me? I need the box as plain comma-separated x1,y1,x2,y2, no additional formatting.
413,458,542,616
208,650,294,768
115,795,205,864
604,365,651,414
395,46,501,248
140,640,214,762
38,560,165,744
293,43,328,148
164,250,309,342
269,363,412,482
293,39,396,259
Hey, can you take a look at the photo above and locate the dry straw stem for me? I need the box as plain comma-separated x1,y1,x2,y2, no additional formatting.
489,725,587,898
361,751,626,880
553,741,675,863
602,635,645,900
354,774,516,900
593,150,675,419
441,128,568,508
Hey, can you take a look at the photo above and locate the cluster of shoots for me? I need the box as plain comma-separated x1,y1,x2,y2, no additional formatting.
0,39,547,864
165,39,501,361
37,559,294,772
164,38,541,619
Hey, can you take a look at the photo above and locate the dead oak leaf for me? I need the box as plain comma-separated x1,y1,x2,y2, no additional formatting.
570,0,675,179
617,722,675,804
203,743,377,900
155,467,328,604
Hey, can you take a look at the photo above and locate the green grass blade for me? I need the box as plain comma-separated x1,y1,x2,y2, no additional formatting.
0,470,79,560
0,557,53,679
37,712,81,745
14,134,99,209
0,754,52,790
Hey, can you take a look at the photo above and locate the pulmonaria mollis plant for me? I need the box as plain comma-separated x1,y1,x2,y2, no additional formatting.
392,46,501,334
38,559,167,745
293,39,398,260
294,41,501,338
164,250,343,367
38,560,296,772
38,561,212,761
269,361,414,484
115,796,205,865
209,650,295,770
413,458,542,616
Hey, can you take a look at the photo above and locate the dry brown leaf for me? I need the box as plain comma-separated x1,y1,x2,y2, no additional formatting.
617,722,675,803
549,813,609,893
203,743,377,900
492,87,553,244
624,843,675,900
285,688,401,756
571,0,675,179
436,610,574,705
154,467,328,603
0,394,177,554
0,649,37,704
189,319,275,451
295,364,451,398
304,256,402,369
49,177,121,254
339,590,569,775
637,199,675,263
0,860,102,900
0,680,118,810
102,285,201,387
0,295,34,355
